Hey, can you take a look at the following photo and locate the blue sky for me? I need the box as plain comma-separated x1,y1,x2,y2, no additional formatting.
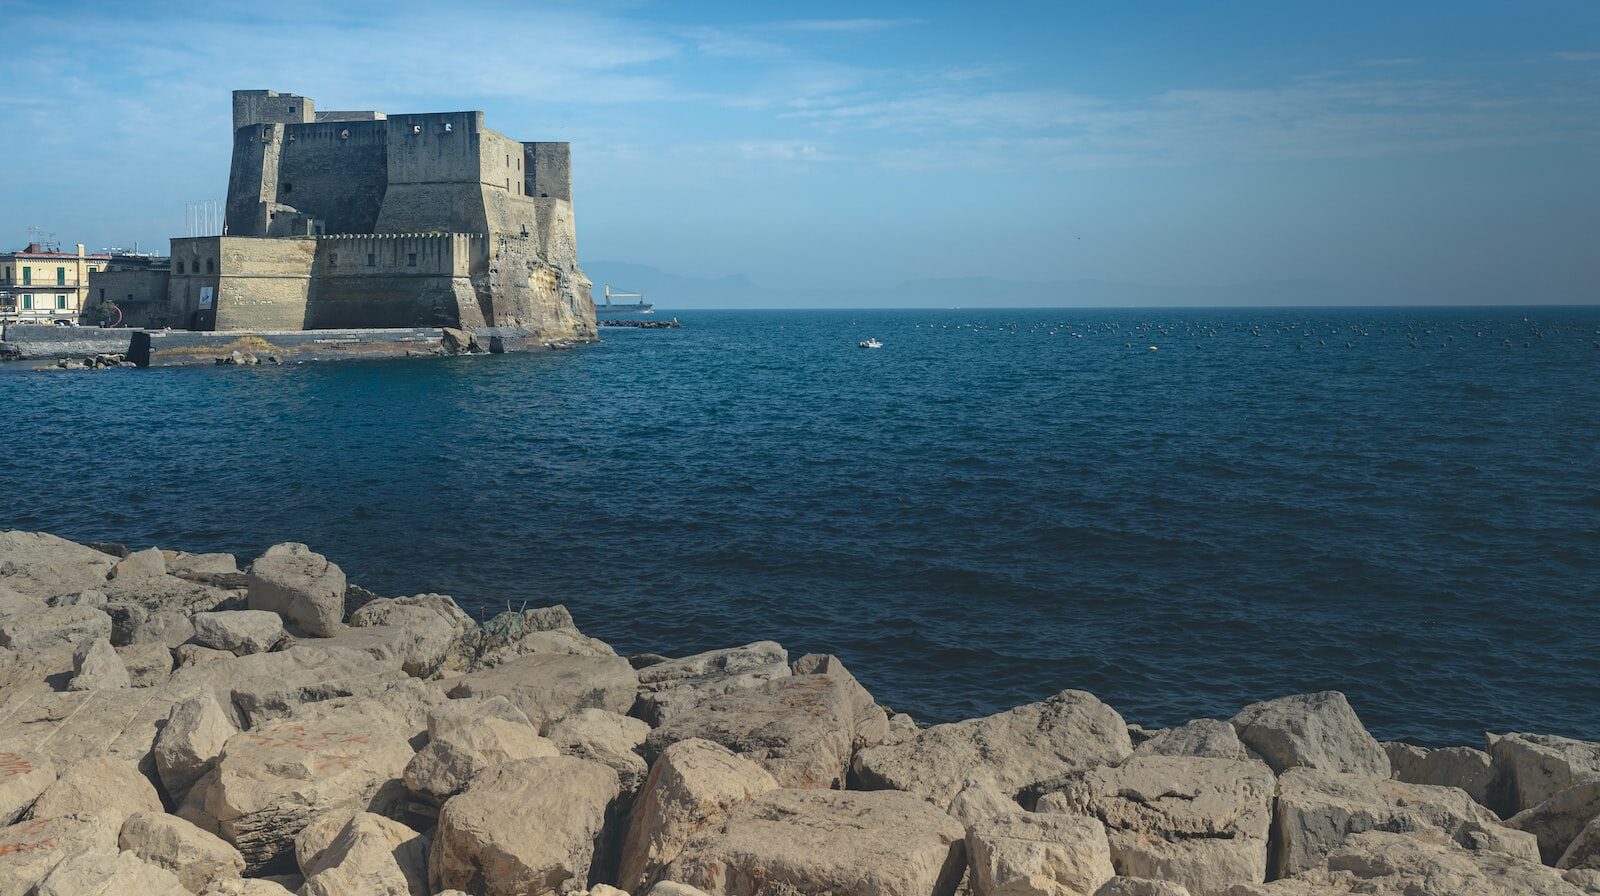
3,0,1597,303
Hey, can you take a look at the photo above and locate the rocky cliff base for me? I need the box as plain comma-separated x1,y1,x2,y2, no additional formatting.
2,529,1598,896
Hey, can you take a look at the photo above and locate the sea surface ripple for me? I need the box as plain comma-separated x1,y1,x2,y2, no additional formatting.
2,307,1598,745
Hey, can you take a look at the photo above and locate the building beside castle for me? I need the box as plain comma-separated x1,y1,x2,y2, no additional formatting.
1,244,110,325
92,89,595,340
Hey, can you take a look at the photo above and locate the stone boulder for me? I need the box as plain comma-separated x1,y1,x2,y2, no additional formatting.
1381,742,1495,808
109,546,167,581
166,551,243,586
192,610,285,656
0,586,44,616
633,641,791,725
117,642,175,686
0,814,119,896
31,847,189,896
26,755,163,831
1223,831,1587,896
1037,756,1273,894
1135,719,1257,762
103,572,235,616
108,603,196,647
204,696,421,873
155,691,239,799
618,738,781,892
663,788,966,896
46,588,106,608
0,750,54,825
120,810,246,892
854,690,1132,812
1095,879,1194,896
1270,766,1538,879
0,606,111,649
545,708,652,794
300,811,429,896
346,602,460,676
68,636,130,690
647,884,714,896
430,755,622,896
171,641,411,727
0,530,118,598
1559,813,1600,870
447,652,639,728
197,880,297,896
464,605,618,669
404,713,560,802
967,811,1116,896
1230,692,1388,778
1489,732,1600,815
246,543,346,637
645,666,887,789
1506,780,1600,864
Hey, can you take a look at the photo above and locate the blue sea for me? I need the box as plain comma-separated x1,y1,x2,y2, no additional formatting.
3,307,1598,745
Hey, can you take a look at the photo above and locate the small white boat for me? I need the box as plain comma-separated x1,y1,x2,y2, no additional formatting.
858,338,883,349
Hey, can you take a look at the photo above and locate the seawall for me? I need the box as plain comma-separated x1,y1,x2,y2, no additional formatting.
0,528,1588,895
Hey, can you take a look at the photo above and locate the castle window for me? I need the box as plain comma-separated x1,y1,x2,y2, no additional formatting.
176,261,184,274
329,253,337,266
407,253,417,267
288,106,296,113
282,183,292,194
367,253,375,267
206,259,214,273
100,288,105,300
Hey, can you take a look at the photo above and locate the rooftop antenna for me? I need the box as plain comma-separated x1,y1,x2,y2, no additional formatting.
25,226,60,252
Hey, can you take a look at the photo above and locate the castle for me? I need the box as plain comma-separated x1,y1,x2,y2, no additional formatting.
97,90,595,339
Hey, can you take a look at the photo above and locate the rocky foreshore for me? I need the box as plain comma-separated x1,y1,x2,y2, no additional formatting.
1,530,1598,896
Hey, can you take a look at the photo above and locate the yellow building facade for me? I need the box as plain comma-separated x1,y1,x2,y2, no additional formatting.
0,243,110,324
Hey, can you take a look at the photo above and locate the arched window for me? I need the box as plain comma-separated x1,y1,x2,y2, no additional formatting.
206,258,214,273
176,261,184,274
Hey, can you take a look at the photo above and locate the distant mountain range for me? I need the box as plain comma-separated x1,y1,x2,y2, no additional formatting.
582,261,1344,310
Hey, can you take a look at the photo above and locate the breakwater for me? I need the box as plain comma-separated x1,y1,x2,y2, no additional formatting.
0,529,1595,895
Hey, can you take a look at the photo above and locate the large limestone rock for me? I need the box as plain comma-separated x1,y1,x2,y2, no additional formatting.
1229,692,1388,778
633,641,791,725
197,878,297,895
648,885,714,896
120,810,246,892
0,750,53,824
1095,879,1193,896
171,641,410,727
1037,756,1273,894
109,603,197,647
155,691,239,799
0,606,111,649
117,641,175,686
0,586,44,616
192,610,285,656
1270,766,1538,879
854,690,1132,812
0,530,117,598
0,684,180,779
322,620,456,678
1506,780,1600,864
1559,813,1600,870
300,812,429,896
0,814,119,896
1382,741,1495,807
430,755,622,896
31,846,189,896
68,636,129,690
109,546,168,581
966,811,1116,896
166,551,243,586
103,572,235,616
351,594,476,671
26,754,162,831
1135,719,1256,762
246,543,346,637
619,738,781,892
664,788,966,896
545,708,652,794
204,696,421,873
466,605,616,669
1489,732,1600,815
404,713,560,802
645,665,887,789
1222,831,1588,896
447,651,639,728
